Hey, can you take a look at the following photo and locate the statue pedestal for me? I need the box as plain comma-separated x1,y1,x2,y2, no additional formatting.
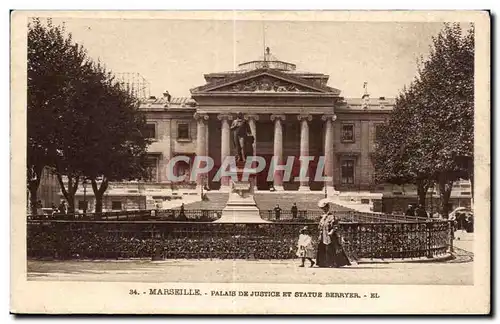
215,164,268,223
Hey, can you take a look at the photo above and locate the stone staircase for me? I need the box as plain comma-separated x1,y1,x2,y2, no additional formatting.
174,192,229,210
254,192,353,212
179,191,355,213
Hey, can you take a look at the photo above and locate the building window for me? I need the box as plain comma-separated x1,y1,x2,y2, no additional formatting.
143,124,156,139
174,160,190,180
145,156,158,182
177,123,190,140
111,201,122,210
341,160,355,184
341,124,355,142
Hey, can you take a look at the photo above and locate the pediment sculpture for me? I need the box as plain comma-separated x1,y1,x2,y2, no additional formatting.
216,76,316,93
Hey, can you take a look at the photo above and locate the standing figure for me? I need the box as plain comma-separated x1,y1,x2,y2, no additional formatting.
316,199,351,268
291,202,298,219
296,226,315,267
51,204,58,216
178,203,187,221
329,214,352,267
230,112,253,162
316,199,335,267
405,204,416,217
58,200,68,215
273,204,282,221
36,200,43,216
416,204,429,218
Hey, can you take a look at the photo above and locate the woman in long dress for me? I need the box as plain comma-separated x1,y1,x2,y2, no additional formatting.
316,199,335,267
316,199,351,268
329,215,352,267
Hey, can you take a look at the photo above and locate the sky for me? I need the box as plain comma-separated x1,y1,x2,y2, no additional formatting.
50,18,445,99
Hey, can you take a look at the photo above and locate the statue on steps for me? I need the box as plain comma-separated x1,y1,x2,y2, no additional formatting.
230,112,254,163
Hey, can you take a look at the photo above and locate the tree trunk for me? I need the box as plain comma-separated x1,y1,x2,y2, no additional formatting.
56,173,80,214
470,173,474,208
28,184,39,215
416,179,432,207
91,177,108,214
438,175,454,218
94,197,103,214
27,165,43,215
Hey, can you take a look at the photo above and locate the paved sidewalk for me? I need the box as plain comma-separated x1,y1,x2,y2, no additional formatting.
453,231,474,253
28,257,472,285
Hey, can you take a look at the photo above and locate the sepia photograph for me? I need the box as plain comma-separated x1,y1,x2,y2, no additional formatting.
10,10,490,314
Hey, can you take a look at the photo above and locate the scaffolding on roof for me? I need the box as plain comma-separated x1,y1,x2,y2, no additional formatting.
116,72,151,99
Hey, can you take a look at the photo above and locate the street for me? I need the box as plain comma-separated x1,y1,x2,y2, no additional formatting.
28,249,473,286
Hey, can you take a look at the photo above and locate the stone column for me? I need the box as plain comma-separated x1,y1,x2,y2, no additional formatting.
271,114,286,191
217,114,233,191
298,114,312,191
322,114,337,195
194,113,209,188
244,114,259,157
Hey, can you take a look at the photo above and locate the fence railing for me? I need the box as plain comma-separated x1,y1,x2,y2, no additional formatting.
27,219,453,261
29,209,432,223
27,209,222,222
260,209,429,223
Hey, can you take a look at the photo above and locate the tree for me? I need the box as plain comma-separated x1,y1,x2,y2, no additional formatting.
76,64,151,213
374,84,434,207
416,23,474,217
374,23,474,217
28,18,90,214
28,18,151,214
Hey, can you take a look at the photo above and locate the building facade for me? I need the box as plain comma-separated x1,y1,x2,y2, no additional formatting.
62,51,471,212
140,52,393,194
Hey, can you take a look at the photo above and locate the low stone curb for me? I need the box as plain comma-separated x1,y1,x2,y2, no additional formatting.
357,253,453,264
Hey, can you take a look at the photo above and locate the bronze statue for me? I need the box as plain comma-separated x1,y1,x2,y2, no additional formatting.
230,112,254,162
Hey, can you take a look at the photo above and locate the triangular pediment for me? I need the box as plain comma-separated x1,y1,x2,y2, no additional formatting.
191,69,339,95
212,74,324,93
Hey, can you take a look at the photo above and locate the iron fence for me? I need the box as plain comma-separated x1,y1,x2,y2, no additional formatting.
27,209,222,222
27,219,452,260
260,209,429,223
29,209,432,223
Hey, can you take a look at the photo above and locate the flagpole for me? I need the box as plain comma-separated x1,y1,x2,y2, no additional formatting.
262,21,266,61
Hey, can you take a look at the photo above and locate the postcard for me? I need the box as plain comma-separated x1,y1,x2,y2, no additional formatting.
11,10,490,314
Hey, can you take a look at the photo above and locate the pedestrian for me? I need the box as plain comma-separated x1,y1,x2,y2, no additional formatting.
273,204,282,221
329,214,352,268
178,203,187,221
316,199,351,268
58,200,68,215
316,199,335,267
296,226,315,268
405,204,415,217
36,200,43,216
291,202,298,219
416,204,429,218
51,204,58,217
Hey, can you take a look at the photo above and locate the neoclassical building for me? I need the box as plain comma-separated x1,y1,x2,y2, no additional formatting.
45,50,471,213
140,50,393,195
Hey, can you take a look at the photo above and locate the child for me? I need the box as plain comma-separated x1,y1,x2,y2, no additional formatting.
297,226,315,267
